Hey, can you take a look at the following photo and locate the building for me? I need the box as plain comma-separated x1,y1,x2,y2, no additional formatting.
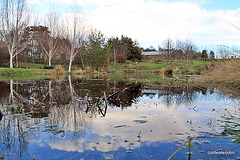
141,50,167,62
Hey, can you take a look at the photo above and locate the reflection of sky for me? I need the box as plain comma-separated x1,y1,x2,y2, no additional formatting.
1,88,238,159
46,91,238,158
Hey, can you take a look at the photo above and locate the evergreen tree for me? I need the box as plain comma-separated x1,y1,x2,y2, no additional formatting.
84,30,110,71
209,50,215,60
201,50,208,60
107,35,142,62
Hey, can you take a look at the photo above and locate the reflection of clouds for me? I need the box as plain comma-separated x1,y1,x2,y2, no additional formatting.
49,134,138,153
47,97,227,154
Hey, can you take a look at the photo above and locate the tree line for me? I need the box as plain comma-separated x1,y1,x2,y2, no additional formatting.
0,0,142,72
143,38,216,64
2,0,235,72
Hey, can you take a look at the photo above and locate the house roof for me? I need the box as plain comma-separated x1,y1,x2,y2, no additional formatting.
142,51,160,56
142,51,166,56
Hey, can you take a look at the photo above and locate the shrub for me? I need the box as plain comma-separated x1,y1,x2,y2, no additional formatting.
165,68,173,76
125,60,132,64
117,53,127,63
43,66,55,69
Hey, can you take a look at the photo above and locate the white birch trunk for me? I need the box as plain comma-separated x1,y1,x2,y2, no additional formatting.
10,53,13,68
68,56,73,73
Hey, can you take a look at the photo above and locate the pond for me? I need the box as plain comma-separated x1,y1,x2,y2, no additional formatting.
0,74,239,160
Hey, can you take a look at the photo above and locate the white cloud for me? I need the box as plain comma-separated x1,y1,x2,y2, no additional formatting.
27,0,240,48
76,0,146,7
86,0,240,48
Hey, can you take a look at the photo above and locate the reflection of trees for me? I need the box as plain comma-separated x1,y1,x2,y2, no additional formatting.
0,77,238,159
49,101,90,132
0,77,112,158
2,76,111,118
0,111,2,121
108,82,142,108
0,114,31,158
143,84,209,107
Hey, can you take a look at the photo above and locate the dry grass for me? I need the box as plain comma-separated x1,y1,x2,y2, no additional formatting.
54,65,65,75
85,66,91,73
74,69,86,75
152,69,161,73
127,65,148,70
204,59,240,88
160,66,175,76
92,70,100,74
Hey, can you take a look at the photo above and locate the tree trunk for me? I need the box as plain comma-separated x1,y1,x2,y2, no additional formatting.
9,80,14,103
68,58,73,73
80,53,84,69
10,53,13,68
16,55,18,68
49,56,52,66
114,48,116,65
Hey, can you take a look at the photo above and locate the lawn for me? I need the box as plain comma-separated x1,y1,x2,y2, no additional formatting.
18,62,45,69
109,60,217,74
0,68,46,76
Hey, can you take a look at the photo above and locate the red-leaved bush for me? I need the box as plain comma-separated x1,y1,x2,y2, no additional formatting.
117,53,127,63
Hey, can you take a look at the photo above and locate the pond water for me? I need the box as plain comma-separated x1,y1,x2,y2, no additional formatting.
0,74,239,160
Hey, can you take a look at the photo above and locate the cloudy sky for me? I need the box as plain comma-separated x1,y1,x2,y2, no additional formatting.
27,0,240,49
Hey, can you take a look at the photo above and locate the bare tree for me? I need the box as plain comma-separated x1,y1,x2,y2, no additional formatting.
40,10,60,66
176,39,197,67
0,0,30,68
61,7,87,72
162,38,175,64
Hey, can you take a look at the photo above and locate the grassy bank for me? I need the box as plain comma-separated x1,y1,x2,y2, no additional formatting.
109,60,216,75
0,60,216,76
0,68,48,76
0,67,59,81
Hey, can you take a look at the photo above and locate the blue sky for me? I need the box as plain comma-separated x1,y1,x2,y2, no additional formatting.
201,0,240,10
27,0,240,50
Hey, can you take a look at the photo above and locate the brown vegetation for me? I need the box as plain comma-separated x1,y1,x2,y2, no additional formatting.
204,59,240,89
117,53,127,63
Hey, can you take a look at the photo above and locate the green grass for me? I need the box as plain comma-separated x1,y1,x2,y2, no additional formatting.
0,68,47,76
109,61,217,74
18,62,45,69
0,61,218,81
137,62,168,71
109,61,167,72
0,67,55,81
108,72,169,84
0,74,55,81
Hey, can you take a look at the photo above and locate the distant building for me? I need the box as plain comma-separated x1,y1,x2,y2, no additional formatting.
142,50,167,62
142,50,167,56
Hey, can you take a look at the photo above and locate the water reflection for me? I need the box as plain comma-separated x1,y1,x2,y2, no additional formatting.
143,84,209,107
108,82,142,107
0,76,239,159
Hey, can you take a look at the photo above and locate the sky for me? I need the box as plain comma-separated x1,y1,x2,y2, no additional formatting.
27,0,240,50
